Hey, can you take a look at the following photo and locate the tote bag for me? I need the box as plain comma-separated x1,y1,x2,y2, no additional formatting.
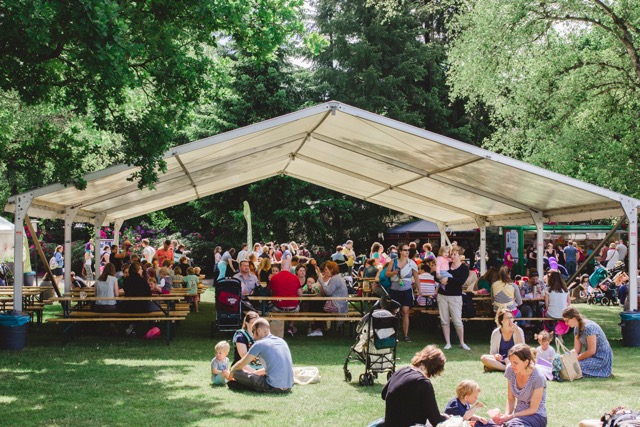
293,366,321,385
556,337,582,381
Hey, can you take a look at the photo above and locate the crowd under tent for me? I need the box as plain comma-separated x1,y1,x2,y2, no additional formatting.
5,101,640,310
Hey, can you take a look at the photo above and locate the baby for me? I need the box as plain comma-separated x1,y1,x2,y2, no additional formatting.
535,330,556,363
445,379,492,426
211,341,231,385
436,246,452,284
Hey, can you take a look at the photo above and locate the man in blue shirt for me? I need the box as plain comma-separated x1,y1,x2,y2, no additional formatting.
228,318,294,393
563,240,578,276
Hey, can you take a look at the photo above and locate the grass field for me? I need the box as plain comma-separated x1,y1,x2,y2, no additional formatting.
0,290,638,427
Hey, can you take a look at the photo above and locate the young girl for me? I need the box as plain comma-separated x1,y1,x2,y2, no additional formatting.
158,267,173,294
544,271,570,329
184,267,200,312
445,380,491,426
535,330,556,363
436,246,452,283
210,341,231,385
173,267,184,287
417,262,437,308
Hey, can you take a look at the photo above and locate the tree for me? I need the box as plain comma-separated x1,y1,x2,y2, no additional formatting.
309,0,489,143
447,0,640,196
0,0,304,197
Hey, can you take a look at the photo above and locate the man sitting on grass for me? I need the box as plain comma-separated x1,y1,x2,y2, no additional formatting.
228,318,294,393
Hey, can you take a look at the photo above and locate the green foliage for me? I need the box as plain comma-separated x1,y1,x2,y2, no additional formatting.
448,0,640,196
310,0,489,143
0,0,305,199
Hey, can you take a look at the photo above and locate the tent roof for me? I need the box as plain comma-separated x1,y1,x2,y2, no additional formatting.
387,220,442,234
5,101,640,229
0,216,14,232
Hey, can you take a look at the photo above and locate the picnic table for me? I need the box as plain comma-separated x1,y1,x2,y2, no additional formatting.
246,295,379,321
45,295,186,344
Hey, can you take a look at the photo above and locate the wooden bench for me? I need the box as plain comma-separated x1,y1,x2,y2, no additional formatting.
45,295,185,344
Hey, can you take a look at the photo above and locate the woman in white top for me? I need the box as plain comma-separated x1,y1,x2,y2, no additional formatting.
544,271,570,332
385,243,419,342
94,263,120,313
605,242,619,270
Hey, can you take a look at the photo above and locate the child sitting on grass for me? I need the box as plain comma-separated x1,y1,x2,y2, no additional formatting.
445,379,493,426
211,341,231,385
535,330,556,363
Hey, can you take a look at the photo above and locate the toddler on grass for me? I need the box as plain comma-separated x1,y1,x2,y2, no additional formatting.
211,341,231,385
445,379,493,426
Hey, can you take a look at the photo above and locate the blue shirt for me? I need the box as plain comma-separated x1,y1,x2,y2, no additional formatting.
248,334,294,389
445,397,470,417
564,245,577,262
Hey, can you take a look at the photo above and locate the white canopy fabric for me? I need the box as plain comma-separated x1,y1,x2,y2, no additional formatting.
4,101,638,229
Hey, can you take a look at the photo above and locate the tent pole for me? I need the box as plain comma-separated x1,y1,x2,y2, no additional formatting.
93,213,108,277
531,212,545,277
475,217,487,275
113,218,123,247
25,216,61,297
64,208,79,293
621,198,638,311
13,193,33,311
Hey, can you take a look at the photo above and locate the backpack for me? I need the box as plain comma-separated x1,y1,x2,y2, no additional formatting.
378,259,398,290
49,256,58,269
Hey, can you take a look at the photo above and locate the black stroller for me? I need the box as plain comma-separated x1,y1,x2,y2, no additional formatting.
343,294,401,386
211,278,243,337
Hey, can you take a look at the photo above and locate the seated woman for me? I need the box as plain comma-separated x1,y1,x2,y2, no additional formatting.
94,263,120,313
492,266,523,314
381,345,448,427
481,309,525,372
232,311,261,372
477,267,499,294
492,344,547,427
315,261,348,315
562,307,613,378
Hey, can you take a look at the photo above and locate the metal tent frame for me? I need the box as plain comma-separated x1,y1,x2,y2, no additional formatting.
5,101,639,310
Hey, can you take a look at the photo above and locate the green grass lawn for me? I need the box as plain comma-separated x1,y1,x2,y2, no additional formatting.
0,291,638,427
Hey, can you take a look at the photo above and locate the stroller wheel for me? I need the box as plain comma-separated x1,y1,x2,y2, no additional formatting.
361,373,374,386
601,297,610,306
358,374,366,386
344,370,352,382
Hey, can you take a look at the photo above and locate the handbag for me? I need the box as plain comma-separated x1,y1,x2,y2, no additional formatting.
293,366,321,385
323,300,338,313
555,337,582,381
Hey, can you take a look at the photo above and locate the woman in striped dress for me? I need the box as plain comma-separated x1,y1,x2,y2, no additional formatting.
562,307,613,378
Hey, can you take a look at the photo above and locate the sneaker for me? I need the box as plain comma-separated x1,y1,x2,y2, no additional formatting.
461,343,471,351
404,336,411,342
125,324,135,336
307,330,323,337
287,328,295,337
443,343,452,350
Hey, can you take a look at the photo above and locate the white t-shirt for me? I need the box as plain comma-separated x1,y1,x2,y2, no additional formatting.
143,245,156,262
536,345,556,363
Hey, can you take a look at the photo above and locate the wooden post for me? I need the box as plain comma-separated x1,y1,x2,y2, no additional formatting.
25,215,62,297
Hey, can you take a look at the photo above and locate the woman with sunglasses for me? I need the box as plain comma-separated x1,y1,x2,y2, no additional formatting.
438,247,472,350
480,309,525,372
385,244,419,342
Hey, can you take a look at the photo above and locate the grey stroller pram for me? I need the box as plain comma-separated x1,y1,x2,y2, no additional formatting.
343,294,401,386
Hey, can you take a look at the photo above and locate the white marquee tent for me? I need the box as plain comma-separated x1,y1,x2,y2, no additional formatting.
5,101,639,310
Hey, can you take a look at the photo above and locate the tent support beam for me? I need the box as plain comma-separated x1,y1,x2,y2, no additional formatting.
476,217,487,275
621,198,638,311
531,211,545,277
94,213,107,278
295,153,477,219
175,155,200,199
112,218,123,247
64,208,79,293
436,222,452,248
312,133,537,213
12,194,32,311
24,216,62,298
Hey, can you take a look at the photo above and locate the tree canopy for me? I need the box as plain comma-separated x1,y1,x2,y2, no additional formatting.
0,0,304,196
447,0,640,197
